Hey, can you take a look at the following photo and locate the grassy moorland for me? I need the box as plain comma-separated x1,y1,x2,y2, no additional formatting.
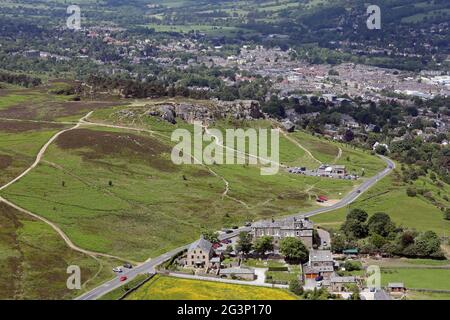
0,123,354,261
0,202,116,300
0,121,68,186
0,92,392,298
125,275,297,300
0,97,387,261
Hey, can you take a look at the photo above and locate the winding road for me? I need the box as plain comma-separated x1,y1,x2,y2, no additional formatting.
76,155,395,300
0,112,395,300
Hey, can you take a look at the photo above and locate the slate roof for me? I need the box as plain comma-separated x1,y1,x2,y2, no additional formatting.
188,237,213,253
252,216,313,229
309,250,333,263
219,268,255,275
330,276,356,284
388,283,405,288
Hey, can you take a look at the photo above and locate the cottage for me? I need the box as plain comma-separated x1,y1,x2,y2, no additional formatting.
330,276,357,292
251,216,314,249
185,237,214,268
303,250,335,280
388,283,406,293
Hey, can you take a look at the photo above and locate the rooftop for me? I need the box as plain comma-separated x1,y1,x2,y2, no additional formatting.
219,268,255,275
252,216,313,229
309,250,334,262
388,283,405,288
188,237,213,253
330,276,356,284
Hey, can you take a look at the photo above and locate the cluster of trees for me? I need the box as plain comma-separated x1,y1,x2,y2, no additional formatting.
232,232,309,264
0,71,41,87
391,138,449,184
332,209,445,259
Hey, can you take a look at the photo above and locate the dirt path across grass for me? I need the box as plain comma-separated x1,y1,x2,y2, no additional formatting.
0,112,134,265
332,147,343,164
278,129,322,165
80,118,249,208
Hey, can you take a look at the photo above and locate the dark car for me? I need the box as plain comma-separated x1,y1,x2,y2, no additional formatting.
356,190,361,193
315,275,323,281
123,263,133,269
225,229,233,234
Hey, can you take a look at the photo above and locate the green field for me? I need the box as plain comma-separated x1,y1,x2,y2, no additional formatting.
312,170,450,236
0,202,116,300
0,99,387,261
125,275,297,300
380,268,450,291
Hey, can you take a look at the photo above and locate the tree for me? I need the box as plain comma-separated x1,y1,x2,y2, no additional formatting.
348,284,361,300
367,212,395,237
254,236,274,256
415,231,442,257
342,219,367,239
202,230,219,244
347,209,368,223
236,232,253,257
279,237,309,263
289,280,304,296
444,208,450,221
375,144,388,155
406,187,417,197
369,233,386,249
343,129,354,142
331,233,347,253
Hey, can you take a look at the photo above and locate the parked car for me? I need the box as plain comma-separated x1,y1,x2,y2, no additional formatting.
123,263,133,269
231,226,239,229
315,275,323,281
225,229,233,234
245,222,252,227
113,267,123,273
119,276,128,282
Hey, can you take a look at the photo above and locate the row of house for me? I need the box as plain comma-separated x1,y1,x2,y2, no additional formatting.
251,216,314,249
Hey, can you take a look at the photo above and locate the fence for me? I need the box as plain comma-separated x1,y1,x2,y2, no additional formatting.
117,273,156,300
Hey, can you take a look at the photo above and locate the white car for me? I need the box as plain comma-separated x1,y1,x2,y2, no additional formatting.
113,267,123,273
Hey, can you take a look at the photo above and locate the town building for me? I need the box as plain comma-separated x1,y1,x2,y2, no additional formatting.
303,250,335,280
330,276,357,292
251,216,314,248
317,165,347,178
185,236,214,268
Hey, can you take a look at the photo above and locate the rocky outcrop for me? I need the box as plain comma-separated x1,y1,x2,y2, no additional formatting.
144,100,264,124
281,120,295,132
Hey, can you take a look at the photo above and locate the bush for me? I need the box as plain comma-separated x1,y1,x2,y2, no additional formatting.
289,280,304,296
268,266,289,272
343,260,362,271
444,208,450,221
406,187,417,197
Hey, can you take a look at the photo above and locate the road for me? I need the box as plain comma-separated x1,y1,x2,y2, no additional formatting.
76,155,395,300
75,229,246,300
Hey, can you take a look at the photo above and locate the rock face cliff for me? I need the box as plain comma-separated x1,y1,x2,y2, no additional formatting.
145,100,264,124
